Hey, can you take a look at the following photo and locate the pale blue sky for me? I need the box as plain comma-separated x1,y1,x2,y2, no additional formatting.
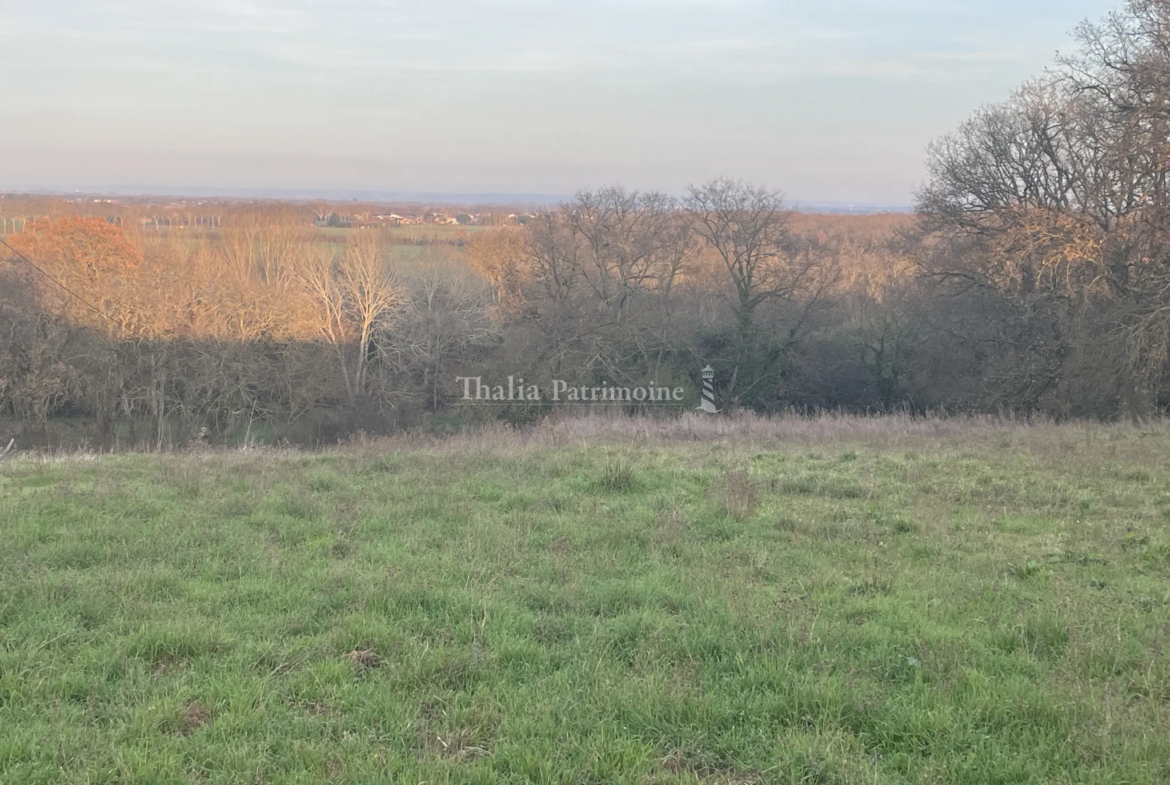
0,0,1117,203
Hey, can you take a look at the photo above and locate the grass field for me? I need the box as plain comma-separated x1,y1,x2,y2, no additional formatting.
1,416,1169,784
318,226,485,243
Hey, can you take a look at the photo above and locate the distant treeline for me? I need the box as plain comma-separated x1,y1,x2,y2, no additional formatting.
3,1,1170,446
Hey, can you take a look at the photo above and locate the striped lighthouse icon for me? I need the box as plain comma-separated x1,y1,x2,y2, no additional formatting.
699,365,720,413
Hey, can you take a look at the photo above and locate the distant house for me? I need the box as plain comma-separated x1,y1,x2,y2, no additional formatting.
378,213,414,226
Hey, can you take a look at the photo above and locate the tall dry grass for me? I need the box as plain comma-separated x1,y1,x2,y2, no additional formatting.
5,411,1167,471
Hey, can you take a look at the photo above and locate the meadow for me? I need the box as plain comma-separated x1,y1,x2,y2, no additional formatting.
1,415,1169,784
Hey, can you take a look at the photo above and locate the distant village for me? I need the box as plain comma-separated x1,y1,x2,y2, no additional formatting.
312,208,534,229
0,193,540,234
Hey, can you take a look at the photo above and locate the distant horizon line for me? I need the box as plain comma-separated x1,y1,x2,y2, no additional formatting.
0,185,915,214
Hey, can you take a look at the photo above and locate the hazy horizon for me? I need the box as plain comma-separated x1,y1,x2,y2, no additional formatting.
1,1,1117,203
0,185,914,213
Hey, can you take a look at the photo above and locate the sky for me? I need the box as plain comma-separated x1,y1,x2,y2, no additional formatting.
0,0,1119,205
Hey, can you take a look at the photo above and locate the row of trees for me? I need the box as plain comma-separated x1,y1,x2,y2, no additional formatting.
0,209,497,445
916,0,1170,416
465,181,841,414
3,0,1170,445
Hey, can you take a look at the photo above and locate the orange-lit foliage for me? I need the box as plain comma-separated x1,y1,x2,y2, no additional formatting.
7,216,145,335
786,212,917,292
466,227,531,313
7,216,142,282
988,209,1106,296
4,213,334,343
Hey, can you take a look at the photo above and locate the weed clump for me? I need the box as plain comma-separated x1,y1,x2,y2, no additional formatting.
598,453,638,492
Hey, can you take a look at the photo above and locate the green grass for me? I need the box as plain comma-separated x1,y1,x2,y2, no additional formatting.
1,423,1169,783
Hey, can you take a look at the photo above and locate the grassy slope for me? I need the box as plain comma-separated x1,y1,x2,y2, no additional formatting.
1,421,1169,784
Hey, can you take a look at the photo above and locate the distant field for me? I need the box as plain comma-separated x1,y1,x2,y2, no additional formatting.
1,417,1169,783
317,225,476,272
319,225,486,243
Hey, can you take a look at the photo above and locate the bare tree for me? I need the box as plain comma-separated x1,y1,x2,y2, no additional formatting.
467,227,531,314
339,230,405,398
383,270,499,411
685,178,834,406
514,188,698,389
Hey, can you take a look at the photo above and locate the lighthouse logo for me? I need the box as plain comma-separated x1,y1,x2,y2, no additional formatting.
699,365,720,413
